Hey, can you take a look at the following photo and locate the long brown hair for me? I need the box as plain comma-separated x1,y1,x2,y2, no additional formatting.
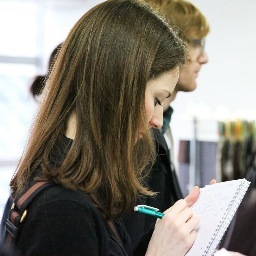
11,0,187,219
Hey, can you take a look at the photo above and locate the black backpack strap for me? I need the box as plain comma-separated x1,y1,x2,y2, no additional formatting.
4,181,53,247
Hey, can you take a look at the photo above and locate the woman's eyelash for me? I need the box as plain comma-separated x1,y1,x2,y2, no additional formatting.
154,98,163,106
166,93,171,99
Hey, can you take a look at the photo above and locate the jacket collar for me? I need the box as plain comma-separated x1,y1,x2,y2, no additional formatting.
161,106,173,134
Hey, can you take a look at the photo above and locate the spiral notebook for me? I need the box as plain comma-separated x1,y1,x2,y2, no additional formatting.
186,178,250,256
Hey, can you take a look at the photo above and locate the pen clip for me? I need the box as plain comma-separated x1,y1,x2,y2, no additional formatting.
134,205,160,212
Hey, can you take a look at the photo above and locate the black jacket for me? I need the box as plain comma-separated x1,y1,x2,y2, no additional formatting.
15,184,145,256
0,197,13,243
123,128,183,248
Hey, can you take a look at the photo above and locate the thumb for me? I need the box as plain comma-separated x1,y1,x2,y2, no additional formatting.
185,186,200,207
210,179,216,185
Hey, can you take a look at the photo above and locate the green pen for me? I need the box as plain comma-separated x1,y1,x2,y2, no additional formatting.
134,205,164,219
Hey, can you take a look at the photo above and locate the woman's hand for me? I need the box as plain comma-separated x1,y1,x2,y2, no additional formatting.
185,179,216,207
146,187,200,256
184,186,200,206
214,248,246,256
210,179,217,185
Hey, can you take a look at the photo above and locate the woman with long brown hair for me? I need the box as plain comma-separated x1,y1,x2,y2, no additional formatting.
7,0,200,255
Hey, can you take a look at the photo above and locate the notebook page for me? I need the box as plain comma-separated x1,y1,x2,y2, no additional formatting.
207,179,250,254
186,179,250,256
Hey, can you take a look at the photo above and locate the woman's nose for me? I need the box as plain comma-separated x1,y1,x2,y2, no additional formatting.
149,108,163,129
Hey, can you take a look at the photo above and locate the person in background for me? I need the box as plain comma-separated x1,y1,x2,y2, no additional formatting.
30,43,62,102
3,0,202,255
123,0,210,248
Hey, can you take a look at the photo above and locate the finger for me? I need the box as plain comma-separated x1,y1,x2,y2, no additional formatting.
164,199,187,216
186,214,200,233
185,229,197,254
185,186,200,207
174,206,194,224
228,252,246,256
210,179,216,185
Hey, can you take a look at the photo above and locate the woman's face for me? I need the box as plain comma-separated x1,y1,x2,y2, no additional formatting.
145,68,179,129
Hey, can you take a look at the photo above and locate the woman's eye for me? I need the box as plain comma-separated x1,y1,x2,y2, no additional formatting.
154,98,163,106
